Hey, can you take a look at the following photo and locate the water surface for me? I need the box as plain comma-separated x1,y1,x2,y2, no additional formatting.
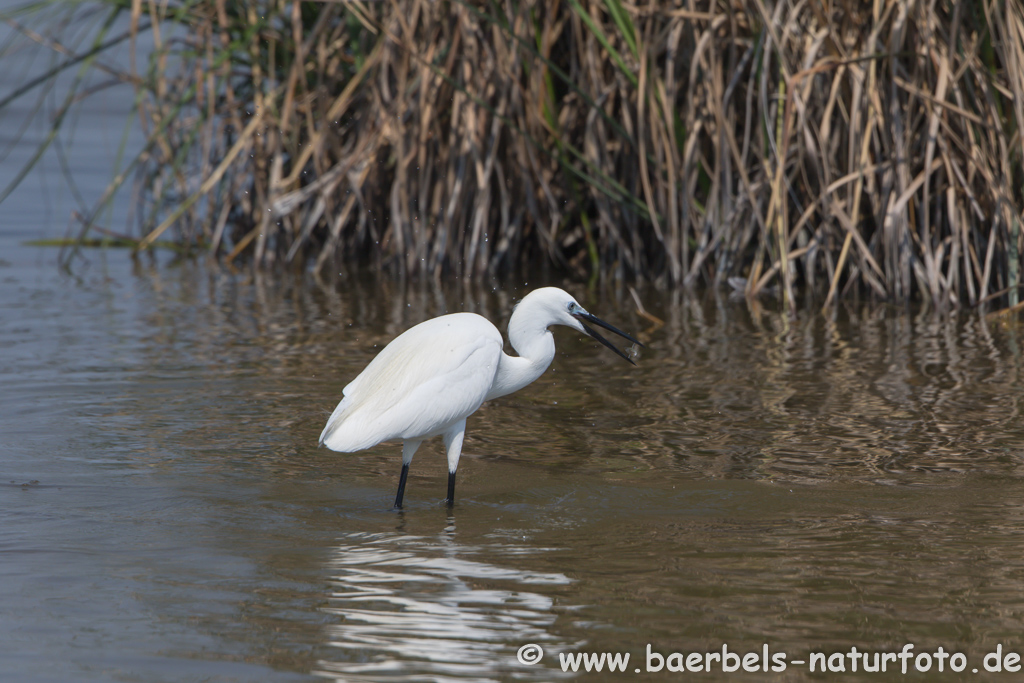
4,241,1024,682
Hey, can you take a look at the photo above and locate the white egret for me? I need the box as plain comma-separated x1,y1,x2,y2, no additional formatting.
319,287,643,508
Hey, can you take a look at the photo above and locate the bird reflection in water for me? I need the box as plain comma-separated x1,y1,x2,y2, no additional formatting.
315,529,576,682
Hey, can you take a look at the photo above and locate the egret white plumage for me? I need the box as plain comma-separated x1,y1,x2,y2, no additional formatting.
319,286,643,508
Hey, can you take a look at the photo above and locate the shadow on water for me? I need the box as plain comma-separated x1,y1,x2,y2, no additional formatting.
6,249,1024,681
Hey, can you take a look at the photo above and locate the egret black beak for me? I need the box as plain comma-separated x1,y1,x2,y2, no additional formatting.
572,310,645,365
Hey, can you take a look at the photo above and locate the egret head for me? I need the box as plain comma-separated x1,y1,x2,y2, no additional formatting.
518,287,644,364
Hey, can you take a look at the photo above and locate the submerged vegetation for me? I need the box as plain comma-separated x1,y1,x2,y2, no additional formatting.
3,1,1024,309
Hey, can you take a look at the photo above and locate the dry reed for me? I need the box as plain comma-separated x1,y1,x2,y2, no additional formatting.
5,0,1024,309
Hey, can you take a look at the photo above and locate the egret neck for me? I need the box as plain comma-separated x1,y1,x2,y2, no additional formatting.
484,305,556,401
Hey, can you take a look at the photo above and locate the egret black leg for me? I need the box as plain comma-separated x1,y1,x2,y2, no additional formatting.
393,463,410,510
442,422,465,508
445,471,456,507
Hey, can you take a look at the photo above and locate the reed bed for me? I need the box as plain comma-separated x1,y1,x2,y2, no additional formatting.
5,0,1024,308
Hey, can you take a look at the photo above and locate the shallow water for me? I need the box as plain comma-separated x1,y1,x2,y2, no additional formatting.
5,18,1024,678
4,239,1024,682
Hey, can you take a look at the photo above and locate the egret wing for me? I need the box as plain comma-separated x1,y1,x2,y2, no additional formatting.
320,313,503,451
